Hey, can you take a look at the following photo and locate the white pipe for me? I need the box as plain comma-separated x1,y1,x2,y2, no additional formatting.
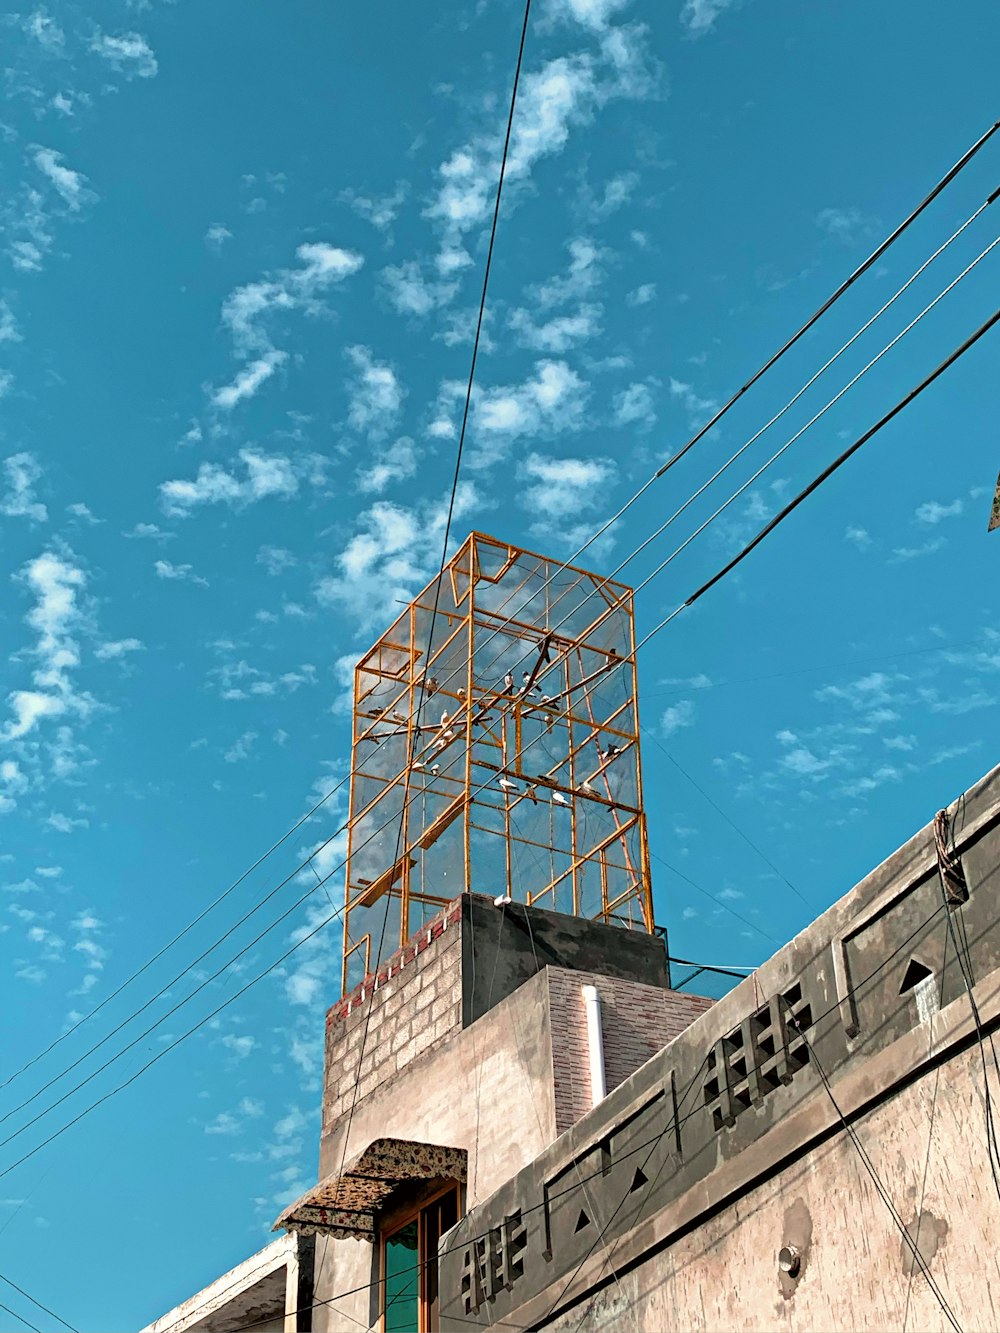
582,984,606,1106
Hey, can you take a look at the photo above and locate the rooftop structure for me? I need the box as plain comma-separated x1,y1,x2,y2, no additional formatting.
342,532,653,994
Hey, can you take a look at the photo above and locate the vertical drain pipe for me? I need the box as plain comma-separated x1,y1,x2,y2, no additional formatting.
582,984,606,1107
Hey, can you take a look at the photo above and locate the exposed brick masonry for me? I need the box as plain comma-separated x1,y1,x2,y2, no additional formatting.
547,968,714,1134
323,900,464,1128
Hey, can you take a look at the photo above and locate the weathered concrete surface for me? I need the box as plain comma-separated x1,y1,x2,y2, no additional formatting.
313,950,708,1332
438,763,1000,1332
141,1235,314,1333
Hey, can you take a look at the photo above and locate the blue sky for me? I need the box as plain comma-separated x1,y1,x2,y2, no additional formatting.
0,0,997,1326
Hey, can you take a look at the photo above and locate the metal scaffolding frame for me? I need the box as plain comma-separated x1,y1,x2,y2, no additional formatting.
341,532,654,995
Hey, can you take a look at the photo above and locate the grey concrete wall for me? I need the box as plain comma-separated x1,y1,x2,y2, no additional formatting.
438,763,1000,1332
462,895,669,1025
542,1041,1000,1332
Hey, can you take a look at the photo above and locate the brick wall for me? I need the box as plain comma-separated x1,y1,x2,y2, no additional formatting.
323,899,464,1128
547,968,714,1134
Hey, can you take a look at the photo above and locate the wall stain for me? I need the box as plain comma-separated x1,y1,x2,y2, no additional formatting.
901,1209,948,1277
778,1197,813,1301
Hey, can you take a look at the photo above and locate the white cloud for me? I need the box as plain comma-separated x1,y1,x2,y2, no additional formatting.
257,546,296,576
669,376,718,429
205,224,233,249
890,538,945,563
625,283,656,306
380,261,457,317
508,304,601,352
844,525,871,550
681,0,741,35
533,238,605,308
816,206,873,245
1,453,47,522
518,452,615,522
915,499,963,524
123,522,171,541
221,241,363,358
662,700,696,736
345,345,405,438
342,182,407,233
160,448,319,517
66,502,99,523
548,0,632,31
211,350,287,411
0,301,21,344
224,731,257,763
90,31,158,78
472,360,586,459
33,147,91,211
23,10,65,50
356,437,417,494
221,1033,256,1059
426,41,653,266
612,381,656,430
205,1097,264,1136
315,485,479,634
154,560,208,586
46,811,88,833
4,551,92,744
94,638,144,661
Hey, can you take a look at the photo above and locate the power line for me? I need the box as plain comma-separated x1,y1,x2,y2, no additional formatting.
9,170,985,1124
8,281,991,1177
228,895,953,1331
0,1300,40,1333
654,119,1000,481
0,1270,77,1333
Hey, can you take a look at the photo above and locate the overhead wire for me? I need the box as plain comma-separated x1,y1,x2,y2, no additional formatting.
8,293,997,1174
0,1270,77,1333
290,0,538,1243
4,140,990,1115
224,892,955,1331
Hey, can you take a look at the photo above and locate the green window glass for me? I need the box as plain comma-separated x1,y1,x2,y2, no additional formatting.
383,1218,420,1333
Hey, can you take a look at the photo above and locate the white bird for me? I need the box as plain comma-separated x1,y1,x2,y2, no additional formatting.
457,686,467,700
392,711,407,724
412,760,425,771
498,777,519,793
430,763,441,775
525,784,538,804
552,791,571,807
494,893,513,907
503,672,515,693
540,692,554,706
440,710,450,728
603,743,623,761
580,780,598,797
426,676,439,696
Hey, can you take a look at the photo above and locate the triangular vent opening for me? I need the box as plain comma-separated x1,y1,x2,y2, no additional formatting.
899,958,933,994
574,1209,591,1233
629,1167,648,1194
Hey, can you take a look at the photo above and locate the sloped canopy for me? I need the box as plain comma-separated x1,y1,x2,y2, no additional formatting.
272,1138,467,1241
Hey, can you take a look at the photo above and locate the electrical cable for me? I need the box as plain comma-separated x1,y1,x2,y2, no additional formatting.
653,120,1000,481
0,1270,77,1333
0,1299,41,1333
316,0,535,1235
0,779,350,1094
236,895,952,1332
11,173,983,1126
791,1021,964,1333
10,127,991,1111
540,299,1000,716
8,289,993,1177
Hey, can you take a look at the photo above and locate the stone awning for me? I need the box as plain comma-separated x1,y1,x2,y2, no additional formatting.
272,1138,467,1241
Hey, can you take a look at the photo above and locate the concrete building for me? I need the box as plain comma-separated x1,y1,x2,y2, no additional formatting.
143,539,1000,1331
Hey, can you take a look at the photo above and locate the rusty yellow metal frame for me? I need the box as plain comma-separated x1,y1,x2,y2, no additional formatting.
340,532,654,994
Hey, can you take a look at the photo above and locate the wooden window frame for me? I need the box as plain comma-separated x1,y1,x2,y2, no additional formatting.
380,1181,461,1333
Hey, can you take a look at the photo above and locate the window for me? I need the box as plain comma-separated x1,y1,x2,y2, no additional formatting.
381,1185,460,1333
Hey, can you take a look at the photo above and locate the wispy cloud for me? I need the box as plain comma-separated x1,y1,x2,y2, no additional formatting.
356,437,417,494
612,380,656,430
94,638,144,662
508,304,602,353
844,525,871,550
915,498,963,524
32,146,92,211
662,699,697,736
210,350,287,411
345,345,405,438
890,538,945,563
1,453,47,522
4,550,94,744
160,449,324,517
154,559,208,586
469,360,586,460
315,486,479,634
680,0,742,35
518,452,616,548
90,31,158,79
816,206,875,246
